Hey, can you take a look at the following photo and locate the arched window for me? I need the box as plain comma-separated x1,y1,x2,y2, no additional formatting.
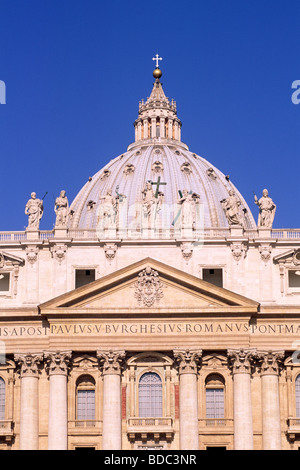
139,372,162,417
76,375,95,421
205,374,225,420
296,374,300,417
0,377,5,421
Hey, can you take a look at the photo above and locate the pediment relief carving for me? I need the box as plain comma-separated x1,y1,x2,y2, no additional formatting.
202,353,227,367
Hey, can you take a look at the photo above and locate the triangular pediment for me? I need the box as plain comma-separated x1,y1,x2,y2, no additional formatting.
273,248,300,266
0,251,25,267
39,258,259,315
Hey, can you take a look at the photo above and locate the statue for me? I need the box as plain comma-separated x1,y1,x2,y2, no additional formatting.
54,190,69,227
142,181,156,220
98,189,117,229
177,189,197,230
221,190,244,226
25,192,43,229
254,189,276,228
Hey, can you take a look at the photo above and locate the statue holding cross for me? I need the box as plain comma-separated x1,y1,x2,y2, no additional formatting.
141,178,166,226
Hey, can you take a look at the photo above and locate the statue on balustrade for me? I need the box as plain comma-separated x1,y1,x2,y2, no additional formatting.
221,190,244,226
254,189,276,228
25,192,44,229
54,190,69,227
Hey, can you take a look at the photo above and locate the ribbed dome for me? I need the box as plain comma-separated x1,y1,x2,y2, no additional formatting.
69,143,256,230
69,63,256,232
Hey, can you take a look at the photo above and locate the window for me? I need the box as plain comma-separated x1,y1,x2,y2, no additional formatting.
296,374,300,417
288,270,300,289
0,377,5,420
205,374,225,420
139,372,162,417
76,375,95,421
202,269,223,288
0,274,10,292
75,269,95,289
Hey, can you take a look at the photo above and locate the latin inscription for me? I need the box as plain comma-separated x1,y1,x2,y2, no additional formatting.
1,321,300,337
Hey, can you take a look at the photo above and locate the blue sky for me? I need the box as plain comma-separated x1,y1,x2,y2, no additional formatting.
0,0,299,230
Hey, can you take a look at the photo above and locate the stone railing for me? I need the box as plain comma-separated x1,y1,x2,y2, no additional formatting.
199,418,234,427
68,419,102,430
127,417,173,429
287,417,300,429
0,228,300,242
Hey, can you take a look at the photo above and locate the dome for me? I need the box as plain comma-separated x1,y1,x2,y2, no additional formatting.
69,63,256,233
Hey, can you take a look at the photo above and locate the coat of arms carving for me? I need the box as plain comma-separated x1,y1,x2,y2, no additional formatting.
134,266,164,307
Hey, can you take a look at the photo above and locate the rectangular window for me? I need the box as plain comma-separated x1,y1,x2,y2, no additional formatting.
0,273,10,292
77,390,95,420
0,379,5,421
75,269,95,289
206,388,224,419
288,270,300,289
202,269,223,288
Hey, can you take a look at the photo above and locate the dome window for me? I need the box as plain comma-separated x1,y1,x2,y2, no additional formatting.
151,161,164,174
100,170,111,180
180,162,192,175
123,164,135,176
206,168,217,180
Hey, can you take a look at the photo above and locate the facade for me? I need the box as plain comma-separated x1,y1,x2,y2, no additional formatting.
1,61,300,451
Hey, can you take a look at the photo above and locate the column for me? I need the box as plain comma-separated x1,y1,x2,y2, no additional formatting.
44,351,72,450
151,118,156,138
168,119,173,140
257,350,284,450
160,117,165,138
228,348,255,450
137,121,142,141
174,120,179,140
174,348,202,450
97,349,126,450
143,119,148,139
15,353,43,450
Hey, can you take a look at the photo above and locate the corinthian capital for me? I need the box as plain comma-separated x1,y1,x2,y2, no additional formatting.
256,350,285,376
14,353,43,378
227,348,256,374
44,350,72,376
173,348,202,375
97,349,126,375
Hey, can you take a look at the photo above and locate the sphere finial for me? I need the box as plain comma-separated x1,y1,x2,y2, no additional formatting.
153,67,162,79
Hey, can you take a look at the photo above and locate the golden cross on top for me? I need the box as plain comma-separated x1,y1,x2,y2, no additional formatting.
152,54,162,68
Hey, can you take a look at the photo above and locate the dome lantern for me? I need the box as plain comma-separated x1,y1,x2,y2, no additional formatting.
133,55,183,145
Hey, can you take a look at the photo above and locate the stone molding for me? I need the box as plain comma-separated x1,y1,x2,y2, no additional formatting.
25,246,39,265
256,350,285,376
173,348,202,375
44,350,72,376
104,243,117,261
227,348,256,375
259,244,272,264
50,244,67,264
230,242,247,263
14,353,43,378
97,349,126,376
180,243,193,261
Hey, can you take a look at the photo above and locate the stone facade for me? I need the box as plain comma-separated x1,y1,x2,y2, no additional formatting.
0,63,300,450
